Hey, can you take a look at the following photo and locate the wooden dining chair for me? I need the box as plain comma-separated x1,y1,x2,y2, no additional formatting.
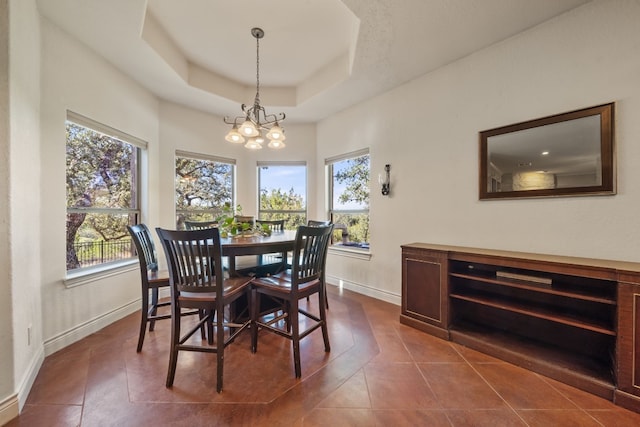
128,224,200,352
250,224,334,378
256,219,285,232
307,220,332,308
254,219,287,274
156,227,252,392
184,220,218,230
307,219,331,227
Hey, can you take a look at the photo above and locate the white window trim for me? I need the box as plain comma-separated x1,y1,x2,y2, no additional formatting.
257,161,308,222
328,245,372,260
65,111,145,280
67,110,148,149
64,259,138,288
326,149,370,253
175,151,236,225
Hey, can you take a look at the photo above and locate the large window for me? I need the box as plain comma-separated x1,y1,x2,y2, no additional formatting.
175,151,235,229
66,112,143,271
258,162,307,229
327,150,370,249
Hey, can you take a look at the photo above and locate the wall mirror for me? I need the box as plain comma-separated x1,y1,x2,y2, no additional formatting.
479,103,615,200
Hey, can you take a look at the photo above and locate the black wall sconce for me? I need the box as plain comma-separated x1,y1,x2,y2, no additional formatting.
379,164,390,196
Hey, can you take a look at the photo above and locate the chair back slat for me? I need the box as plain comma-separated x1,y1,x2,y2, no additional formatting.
156,228,224,294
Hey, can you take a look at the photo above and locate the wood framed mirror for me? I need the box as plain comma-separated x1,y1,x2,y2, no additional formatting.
479,103,615,200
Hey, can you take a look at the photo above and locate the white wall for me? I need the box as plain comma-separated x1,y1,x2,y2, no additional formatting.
318,0,640,302
39,16,159,357
157,101,317,233
0,0,42,421
0,0,14,421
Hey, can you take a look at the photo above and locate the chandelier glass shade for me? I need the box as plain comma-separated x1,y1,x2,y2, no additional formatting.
224,28,286,150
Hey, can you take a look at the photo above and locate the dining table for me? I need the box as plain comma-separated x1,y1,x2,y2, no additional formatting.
220,229,297,277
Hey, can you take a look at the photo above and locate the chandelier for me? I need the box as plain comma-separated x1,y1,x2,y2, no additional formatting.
224,27,286,150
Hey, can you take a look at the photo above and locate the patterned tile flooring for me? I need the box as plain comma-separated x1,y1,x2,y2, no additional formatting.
8,287,640,426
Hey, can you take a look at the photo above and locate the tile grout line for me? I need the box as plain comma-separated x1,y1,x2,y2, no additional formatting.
450,343,531,426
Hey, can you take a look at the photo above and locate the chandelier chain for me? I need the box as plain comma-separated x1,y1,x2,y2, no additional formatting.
254,35,260,108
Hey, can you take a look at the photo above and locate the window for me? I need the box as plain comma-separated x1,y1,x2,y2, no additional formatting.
66,112,143,271
327,150,370,249
258,162,307,229
175,151,235,229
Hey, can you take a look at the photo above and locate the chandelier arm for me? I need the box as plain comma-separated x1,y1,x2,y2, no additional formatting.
223,116,245,125
262,112,286,127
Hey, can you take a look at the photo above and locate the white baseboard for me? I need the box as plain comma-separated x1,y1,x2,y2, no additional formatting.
326,276,400,306
15,345,45,413
44,299,140,356
0,394,19,426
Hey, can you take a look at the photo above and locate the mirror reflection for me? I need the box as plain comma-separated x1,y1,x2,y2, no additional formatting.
479,103,614,200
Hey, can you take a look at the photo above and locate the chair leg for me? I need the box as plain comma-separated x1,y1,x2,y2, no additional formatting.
166,305,180,387
199,310,207,340
137,289,150,352
319,290,330,352
207,309,214,345
324,284,329,309
290,299,301,378
250,288,259,353
216,310,225,393
149,288,159,331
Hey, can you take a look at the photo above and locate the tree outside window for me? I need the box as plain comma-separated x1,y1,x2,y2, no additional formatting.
66,117,141,271
328,151,370,248
175,153,234,229
258,162,307,229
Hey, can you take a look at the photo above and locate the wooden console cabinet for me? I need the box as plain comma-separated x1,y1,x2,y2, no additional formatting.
401,243,640,413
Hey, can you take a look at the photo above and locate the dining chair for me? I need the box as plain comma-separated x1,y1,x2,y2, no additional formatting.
250,224,334,378
307,220,332,308
307,219,331,227
156,227,252,392
254,219,286,273
256,219,285,232
184,220,218,230
127,224,200,352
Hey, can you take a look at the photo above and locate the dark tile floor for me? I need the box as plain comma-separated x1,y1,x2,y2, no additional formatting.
8,287,640,426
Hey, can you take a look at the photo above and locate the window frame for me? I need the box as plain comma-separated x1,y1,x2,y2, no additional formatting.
257,161,307,229
65,111,145,277
326,149,370,251
174,150,236,228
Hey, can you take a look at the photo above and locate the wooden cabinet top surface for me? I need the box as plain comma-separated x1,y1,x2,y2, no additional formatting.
402,243,640,275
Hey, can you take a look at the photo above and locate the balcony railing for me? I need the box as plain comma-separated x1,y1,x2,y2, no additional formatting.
72,239,134,268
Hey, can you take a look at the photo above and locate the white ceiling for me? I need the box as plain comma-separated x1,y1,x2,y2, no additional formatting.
36,0,591,123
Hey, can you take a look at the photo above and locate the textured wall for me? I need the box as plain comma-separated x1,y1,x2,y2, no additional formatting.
318,0,640,301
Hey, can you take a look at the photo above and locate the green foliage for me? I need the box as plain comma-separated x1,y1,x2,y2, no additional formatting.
332,155,370,244
334,155,370,208
215,203,270,237
175,158,232,209
66,122,137,269
175,157,233,229
259,187,306,230
66,123,134,210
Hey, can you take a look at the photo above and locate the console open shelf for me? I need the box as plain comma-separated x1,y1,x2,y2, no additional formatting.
401,243,640,414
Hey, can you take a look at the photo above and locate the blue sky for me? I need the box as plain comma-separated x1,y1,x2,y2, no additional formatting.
259,165,306,202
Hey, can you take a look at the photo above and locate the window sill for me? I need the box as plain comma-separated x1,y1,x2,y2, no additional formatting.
328,245,372,261
65,259,138,288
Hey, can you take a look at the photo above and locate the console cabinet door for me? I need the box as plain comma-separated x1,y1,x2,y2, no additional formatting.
617,273,640,404
401,247,448,334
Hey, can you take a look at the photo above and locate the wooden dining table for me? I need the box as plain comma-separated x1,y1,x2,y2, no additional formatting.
220,229,297,276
